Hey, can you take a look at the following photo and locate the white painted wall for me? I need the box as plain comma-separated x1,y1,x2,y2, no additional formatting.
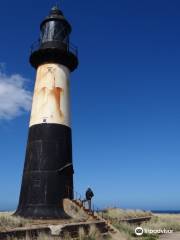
30,63,71,127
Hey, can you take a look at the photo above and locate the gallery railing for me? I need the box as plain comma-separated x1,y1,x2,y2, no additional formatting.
30,39,78,57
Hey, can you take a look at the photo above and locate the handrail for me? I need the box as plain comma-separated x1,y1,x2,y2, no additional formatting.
30,39,78,56
65,185,82,201
65,185,101,214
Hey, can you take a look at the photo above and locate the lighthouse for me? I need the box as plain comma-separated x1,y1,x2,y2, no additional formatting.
15,6,78,218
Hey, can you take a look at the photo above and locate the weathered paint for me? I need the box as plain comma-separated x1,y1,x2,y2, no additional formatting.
30,63,70,127
15,123,74,219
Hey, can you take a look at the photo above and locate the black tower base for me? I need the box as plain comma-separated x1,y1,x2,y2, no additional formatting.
15,205,69,219
15,124,74,219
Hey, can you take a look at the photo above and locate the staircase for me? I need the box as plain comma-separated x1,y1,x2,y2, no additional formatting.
71,199,118,235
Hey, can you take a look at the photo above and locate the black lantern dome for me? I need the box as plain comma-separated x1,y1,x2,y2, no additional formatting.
30,6,78,71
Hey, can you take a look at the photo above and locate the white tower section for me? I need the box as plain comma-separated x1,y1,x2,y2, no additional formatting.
30,63,71,127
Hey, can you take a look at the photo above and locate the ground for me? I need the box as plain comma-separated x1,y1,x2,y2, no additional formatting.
0,207,180,240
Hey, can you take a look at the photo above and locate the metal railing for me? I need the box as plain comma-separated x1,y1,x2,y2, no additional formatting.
65,185,103,215
65,185,82,201
30,39,78,56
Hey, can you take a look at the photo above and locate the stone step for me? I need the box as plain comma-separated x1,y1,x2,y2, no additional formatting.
70,199,120,237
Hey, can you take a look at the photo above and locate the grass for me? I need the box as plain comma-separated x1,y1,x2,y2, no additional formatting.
0,213,109,240
101,208,152,220
0,212,30,231
1,210,180,240
106,209,180,240
141,214,180,232
78,225,105,240
112,220,158,240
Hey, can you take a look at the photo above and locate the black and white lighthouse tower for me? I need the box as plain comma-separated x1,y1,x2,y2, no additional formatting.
15,6,78,218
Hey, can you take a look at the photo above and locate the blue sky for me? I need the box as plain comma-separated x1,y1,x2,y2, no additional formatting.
0,0,180,211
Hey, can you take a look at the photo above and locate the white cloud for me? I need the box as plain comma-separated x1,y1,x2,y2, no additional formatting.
0,71,32,120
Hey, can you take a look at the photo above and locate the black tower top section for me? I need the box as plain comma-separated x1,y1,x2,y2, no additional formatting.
30,6,78,72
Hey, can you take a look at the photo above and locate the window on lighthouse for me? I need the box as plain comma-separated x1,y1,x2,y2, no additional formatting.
41,21,69,44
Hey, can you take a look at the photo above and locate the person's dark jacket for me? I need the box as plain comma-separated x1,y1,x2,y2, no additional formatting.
86,188,94,200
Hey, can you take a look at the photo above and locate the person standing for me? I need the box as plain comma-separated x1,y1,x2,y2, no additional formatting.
85,187,94,211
